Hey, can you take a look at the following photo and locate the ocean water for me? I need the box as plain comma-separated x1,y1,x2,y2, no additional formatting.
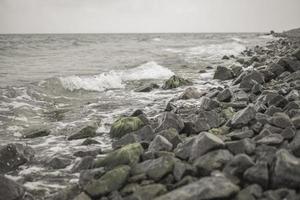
0,33,276,196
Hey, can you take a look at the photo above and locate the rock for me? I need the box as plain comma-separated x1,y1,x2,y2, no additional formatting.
112,133,139,149
222,55,230,60
158,128,182,148
217,88,233,102
189,132,225,161
73,148,102,157
148,135,173,152
162,75,192,90
155,112,184,133
179,87,202,99
265,105,282,116
269,113,293,128
73,192,91,200
289,131,300,157
255,145,277,165
173,161,195,181
199,97,220,111
224,154,254,178
45,184,80,200
47,156,72,169
230,105,256,128
134,125,155,142
280,127,295,139
68,126,97,140
278,57,300,72
81,138,100,145
132,156,174,181
109,117,145,138
84,165,130,198
268,63,285,77
94,143,143,169
263,188,299,200
267,94,288,108
243,161,269,188
194,110,224,132
174,137,197,160
71,156,94,173
239,71,264,91
0,143,34,173
234,184,263,200
272,149,300,188
0,175,25,200
293,49,300,60
154,176,239,200
193,149,233,176
292,116,300,129
226,138,255,155
79,168,106,188
135,83,159,92
227,129,254,140
131,184,167,200
23,127,50,138
213,66,234,80
256,134,284,146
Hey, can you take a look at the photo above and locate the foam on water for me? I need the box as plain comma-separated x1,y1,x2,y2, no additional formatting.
59,61,174,92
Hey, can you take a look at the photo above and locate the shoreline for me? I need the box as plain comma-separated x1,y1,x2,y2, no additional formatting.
1,31,300,200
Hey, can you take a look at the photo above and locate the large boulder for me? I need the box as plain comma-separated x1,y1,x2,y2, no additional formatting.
94,143,143,169
179,87,202,100
213,66,234,80
109,117,145,138
0,175,26,200
132,156,175,181
0,143,34,173
239,71,265,91
217,88,233,102
84,165,130,198
158,128,182,148
230,105,256,128
154,175,239,200
162,75,192,89
155,112,184,133
148,135,173,152
68,126,97,140
272,149,300,188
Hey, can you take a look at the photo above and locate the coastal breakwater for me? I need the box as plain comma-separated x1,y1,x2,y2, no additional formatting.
1,32,300,200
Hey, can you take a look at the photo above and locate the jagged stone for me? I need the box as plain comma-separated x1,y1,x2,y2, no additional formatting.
226,138,255,155
155,112,184,133
230,105,256,128
243,161,269,188
217,88,233,102
162,75,192,89
109,117,145,138
68,126,97,140
213,66,234,80
148,135,173,152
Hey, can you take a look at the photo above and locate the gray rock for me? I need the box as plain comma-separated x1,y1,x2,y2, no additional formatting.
68,126,97,140
135,83,159,92
132,156,174,181
81,138,100,146
0,175,25,200
179,87,202,100
158,128,182,148
226,138,255,155
224,154,254,178
230,105,256,128
278,57,300,72
217,88,233,102
174,137,197,160
244,161,269,188
47,156,72,169
265,105,282,116
267,94,288,108
154,175,239,200
234,184,263,200
269,113,293,128
112,133,139,149
148,135,173,152
193,149,233,176
134,125,155,142
199,97,220,111
268,63,285,77
227,129,254,140
155,112,184,133
292,116,300,129
280,127,295,139
239,71,264,90
256,134,284,146
162,75,192,90
0,143,34,173
263,188,299,200
71,156,94,173
173,161,195,181
23,127,50,138
255,145,277,165
73,193,91,200
198,110,224,129
293,49,300,60
272,149,300,188
189,132,225,161
131,184,167,200
213,66,234,80
79,168,106,188
289,131,300,157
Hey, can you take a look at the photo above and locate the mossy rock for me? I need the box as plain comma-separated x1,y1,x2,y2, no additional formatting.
209,126,230,135
131,184,167,200
110,117,145,138
94,143,144,169
162,75,192,90
222,107,236,120
84,165,131,198
68,126,97,140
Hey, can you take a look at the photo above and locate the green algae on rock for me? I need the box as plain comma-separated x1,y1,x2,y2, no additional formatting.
110,117,145,138
162,75,192,90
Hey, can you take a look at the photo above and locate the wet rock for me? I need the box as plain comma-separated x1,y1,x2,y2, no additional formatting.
269,113,293,128
174,136,197,160
213,66,234,80
154,176,239,200
135,83,159,92
84,165,130,198
81,138,100,146
68,126,97,140
239,71,264,91
112,133,139,149
226,138,255,155
222,55,230,60
130,184,167,200
155,112,184,133
94,143,143,169
272,149,300,188
110,117,145,138
71,156,94,173
189,132,225,161
132,156,174,181
134,125,155,142
173,161,195,181
0,175,25,200
199,96,220,110
162,75,192,90
230,104,256,128
79,168,106,188
234,184,263,200
244,161,269,188
217,88,233,102
148,135,173,152
193,149,233,176
256,134,284,146
23,127,50,138
179,87,202,100
47,156,72,169
46,184,80,200
73,148,102,157
158,128,182,148
0,143,34,173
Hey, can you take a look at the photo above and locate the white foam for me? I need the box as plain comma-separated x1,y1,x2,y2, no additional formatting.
152,37,162,42
259,34,276,40
59,62,174,92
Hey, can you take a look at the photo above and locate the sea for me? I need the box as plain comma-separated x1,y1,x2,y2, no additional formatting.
0,33,277,196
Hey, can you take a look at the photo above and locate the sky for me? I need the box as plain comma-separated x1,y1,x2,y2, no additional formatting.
0,0,300,33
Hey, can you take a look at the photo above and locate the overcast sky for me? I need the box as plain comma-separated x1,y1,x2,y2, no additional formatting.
0,0,300,33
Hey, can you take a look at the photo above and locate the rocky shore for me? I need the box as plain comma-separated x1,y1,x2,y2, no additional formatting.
1,31,300,200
